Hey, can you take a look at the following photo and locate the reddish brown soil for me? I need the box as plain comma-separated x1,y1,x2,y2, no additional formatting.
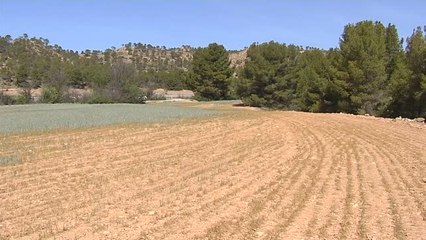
0,106,425,239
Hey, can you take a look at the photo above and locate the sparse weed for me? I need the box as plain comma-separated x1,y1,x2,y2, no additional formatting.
0,155,21,166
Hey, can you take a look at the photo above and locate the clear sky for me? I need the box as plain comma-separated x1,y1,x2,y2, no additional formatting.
0,0,425,51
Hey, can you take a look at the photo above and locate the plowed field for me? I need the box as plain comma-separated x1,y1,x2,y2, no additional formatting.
1,103,425,239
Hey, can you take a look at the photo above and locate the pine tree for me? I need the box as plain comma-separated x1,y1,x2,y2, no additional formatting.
385,24,404,78
386,57,412,117
237,41,300,108
293,49,348,112
404,27,426,117
339,21,388,115
189,43,232,100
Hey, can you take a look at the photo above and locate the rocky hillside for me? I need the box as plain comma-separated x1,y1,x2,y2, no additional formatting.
0,35,247,78
228,48,248,69
81,43,247,71
0,35,250,105
80,43,195,71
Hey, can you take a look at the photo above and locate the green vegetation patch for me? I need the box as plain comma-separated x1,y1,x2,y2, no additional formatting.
0,155,21,166
0,103,215,133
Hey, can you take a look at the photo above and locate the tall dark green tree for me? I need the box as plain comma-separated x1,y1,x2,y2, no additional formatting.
383,24,412,117
237,41,301,108
293,49,348,112
404,27,426,117
339,21,388,115
189,43,232,100
385,24,404,78
385,56,412,117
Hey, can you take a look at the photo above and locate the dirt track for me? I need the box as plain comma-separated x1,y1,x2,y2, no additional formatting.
1,106,425,239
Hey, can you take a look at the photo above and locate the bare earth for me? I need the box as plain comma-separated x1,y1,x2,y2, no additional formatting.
0,105,425,239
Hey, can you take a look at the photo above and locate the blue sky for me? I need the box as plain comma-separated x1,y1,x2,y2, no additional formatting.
0,0,425,51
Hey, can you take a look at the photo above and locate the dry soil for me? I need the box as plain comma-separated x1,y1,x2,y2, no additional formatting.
0,104,425,239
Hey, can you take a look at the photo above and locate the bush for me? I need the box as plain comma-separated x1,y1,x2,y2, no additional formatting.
121,83,146,103
242,94,267,107
87,93,115,104
41,86,61,103
0,92,16,105
15,94,30,104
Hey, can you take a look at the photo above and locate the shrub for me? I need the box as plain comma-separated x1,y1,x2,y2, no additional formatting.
41,86,61,103
87,93,115,104
0,92,16,105
242,94,267,107
121,83,146,103
15,94,30,104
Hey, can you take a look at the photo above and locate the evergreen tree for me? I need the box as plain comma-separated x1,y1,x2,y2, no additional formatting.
189,43,232,100
383,24,412,117
237,41,300,108
293,49,348,112
386,56,412,117
404,27,426,117
385,24,404,78
339,21,388,115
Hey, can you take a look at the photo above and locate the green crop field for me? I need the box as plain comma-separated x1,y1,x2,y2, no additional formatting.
0,103,214,133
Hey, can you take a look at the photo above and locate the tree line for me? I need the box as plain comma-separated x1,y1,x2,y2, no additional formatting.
192,21,426,118
0,20,425,118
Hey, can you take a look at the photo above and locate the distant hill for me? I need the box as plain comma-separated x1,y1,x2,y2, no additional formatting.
80,43,247,71
0,35,248,90
0,34,252,107
79,43,195,71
